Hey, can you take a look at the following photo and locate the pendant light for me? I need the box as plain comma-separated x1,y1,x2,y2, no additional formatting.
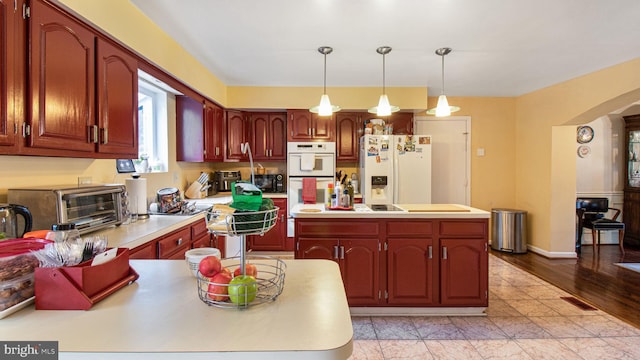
309,46,340,116
426,47,460,117
368,46,399,116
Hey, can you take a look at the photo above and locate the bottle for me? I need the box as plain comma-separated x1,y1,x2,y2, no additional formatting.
333,181,342,208
341,189,350,207
346,180,355,208
331,193,338,208
326,182,334,208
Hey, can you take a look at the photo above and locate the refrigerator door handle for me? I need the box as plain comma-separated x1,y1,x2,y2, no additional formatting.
393,139,400,203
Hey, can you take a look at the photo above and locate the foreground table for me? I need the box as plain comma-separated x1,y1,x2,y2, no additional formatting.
1,260,353,359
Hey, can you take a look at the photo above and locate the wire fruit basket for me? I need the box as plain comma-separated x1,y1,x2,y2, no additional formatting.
196,255,286,309
202,206,284,308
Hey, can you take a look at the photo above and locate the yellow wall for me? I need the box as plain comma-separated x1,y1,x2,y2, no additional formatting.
4,0,640,256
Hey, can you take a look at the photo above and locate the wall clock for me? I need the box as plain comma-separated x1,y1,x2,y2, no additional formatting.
577,126,594,144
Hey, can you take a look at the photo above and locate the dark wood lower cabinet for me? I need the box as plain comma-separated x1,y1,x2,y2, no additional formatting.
295,218,488,307
248,198,288,251
128,218,211,259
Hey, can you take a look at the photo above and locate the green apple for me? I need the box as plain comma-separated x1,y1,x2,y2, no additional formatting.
228,275,258,305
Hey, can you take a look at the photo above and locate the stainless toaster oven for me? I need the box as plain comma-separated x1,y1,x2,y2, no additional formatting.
8,184,126,234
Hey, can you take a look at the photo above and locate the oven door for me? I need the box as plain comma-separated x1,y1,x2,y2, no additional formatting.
288,152,335,177
287,177,334,237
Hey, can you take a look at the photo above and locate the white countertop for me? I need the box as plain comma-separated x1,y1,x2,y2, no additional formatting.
94,213,206,250
291,203,490,219
3,259,353,359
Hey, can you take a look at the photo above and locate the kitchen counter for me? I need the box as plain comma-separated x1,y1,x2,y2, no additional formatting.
94,213,207,250
291,203,490,219
2,259,353,359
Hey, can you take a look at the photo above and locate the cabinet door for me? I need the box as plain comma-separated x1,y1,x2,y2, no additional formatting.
225,110,247,161
250,113,269,160
296,237,337,261
389,112,413,135
204,101,224,161
176,96,204,162
312,113,334,141
0,0,18,148
249,198,287,251
29,0,95,152
287,110,313,141
439,238,488,306
341,238,380,306
269,113,287,160
96,38,138,157
387,238,434,305
336,113,362,162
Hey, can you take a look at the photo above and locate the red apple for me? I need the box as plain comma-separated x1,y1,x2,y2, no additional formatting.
220,267,232,277
208,272,232,301
198,256,222,277
234,263,258,278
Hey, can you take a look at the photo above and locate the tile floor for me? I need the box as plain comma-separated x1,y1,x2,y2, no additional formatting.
349,254,640,359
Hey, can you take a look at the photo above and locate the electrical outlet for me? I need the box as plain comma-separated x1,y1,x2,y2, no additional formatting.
78,176,92,185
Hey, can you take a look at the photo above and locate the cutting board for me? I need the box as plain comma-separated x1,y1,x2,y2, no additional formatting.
400,204,471,212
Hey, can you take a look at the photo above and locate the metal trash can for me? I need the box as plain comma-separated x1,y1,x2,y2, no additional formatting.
491,208,527,253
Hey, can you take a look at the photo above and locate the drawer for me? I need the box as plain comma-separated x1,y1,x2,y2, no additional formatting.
158,226,191,258
439,220,487,237
387,220,433,236
296,220,380,237
129,241,157,259
191,218,209,238
192,234,211,248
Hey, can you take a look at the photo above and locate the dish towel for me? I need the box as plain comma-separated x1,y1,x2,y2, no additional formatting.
302,178,317,204
300,153,315,171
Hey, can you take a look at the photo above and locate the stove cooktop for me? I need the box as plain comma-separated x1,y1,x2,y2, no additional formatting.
368,204,403,212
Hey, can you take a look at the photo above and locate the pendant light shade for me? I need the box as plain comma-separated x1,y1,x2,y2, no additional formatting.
368,46,400,116
426,47,460,117
310,46,340,116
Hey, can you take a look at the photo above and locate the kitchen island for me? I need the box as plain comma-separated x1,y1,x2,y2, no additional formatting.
291,203,491,315
2,259,353,359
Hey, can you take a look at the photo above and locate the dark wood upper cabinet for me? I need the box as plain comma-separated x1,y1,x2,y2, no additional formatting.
204,100,224,162
623,114,640,247
0,0,15,148
336,112,363,162
250,112,286,161
176,95,204,162
28,0,96,152
225,110,248,161
287,110,335,142
96,38,138,157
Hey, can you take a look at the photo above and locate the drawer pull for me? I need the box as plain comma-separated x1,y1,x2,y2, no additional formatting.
177,238,183,246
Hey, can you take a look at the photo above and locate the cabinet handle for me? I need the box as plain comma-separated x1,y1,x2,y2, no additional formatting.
428,246,432,259
177,238,183,246
340,246,345,260
280,214,284,222
216,147,220,156
308,128,311,136
102,128,108,145
312,128,316,137
442,246,448,260
333,245,339,259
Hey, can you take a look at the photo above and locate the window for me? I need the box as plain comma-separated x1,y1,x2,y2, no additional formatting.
136,70,180,172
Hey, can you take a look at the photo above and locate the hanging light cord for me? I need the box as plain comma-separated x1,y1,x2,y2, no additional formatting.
382,53,386,94
323,52,327,95
441,53,445,95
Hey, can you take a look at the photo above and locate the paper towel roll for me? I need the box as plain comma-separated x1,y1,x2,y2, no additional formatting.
125,177,148,216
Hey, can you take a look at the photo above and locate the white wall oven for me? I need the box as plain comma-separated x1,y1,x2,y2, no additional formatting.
287,142,336,237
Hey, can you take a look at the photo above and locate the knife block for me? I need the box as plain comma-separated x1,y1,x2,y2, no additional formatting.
35,248,139,310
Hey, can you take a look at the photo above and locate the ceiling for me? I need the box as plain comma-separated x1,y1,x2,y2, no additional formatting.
130,0,640,97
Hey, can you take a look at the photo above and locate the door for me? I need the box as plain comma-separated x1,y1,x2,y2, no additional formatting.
204,101,224,161
296,238,337,260
341,238,380,305
414,116,470,205
225,110,247,161
440,238,487,306
29,0,95,152
96,38,138,157
336,113,362,162
387,238,434,305
249,198,287,251
176,95,204,162
0,0,18,148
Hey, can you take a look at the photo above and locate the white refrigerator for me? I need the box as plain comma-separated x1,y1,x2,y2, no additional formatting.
359,134,432,205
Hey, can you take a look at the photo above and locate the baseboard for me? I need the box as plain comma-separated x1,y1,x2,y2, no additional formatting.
350,307,487,316
527,244,577,259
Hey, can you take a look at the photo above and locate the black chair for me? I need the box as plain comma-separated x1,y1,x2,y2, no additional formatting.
576,197,625,254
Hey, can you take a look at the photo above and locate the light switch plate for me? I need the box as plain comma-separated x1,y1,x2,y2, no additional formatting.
477,148,485,157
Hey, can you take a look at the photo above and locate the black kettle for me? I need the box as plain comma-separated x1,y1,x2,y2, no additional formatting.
0,204,33,239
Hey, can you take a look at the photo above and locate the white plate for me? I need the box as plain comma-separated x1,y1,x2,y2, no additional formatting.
0,296,34,320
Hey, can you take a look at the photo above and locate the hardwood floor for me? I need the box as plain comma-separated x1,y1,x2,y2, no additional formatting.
491,244,640,329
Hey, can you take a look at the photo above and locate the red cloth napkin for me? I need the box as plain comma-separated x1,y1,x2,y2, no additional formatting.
302,178,317,204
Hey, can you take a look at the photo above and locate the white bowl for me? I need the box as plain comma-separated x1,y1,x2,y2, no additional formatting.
185,248,221,277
